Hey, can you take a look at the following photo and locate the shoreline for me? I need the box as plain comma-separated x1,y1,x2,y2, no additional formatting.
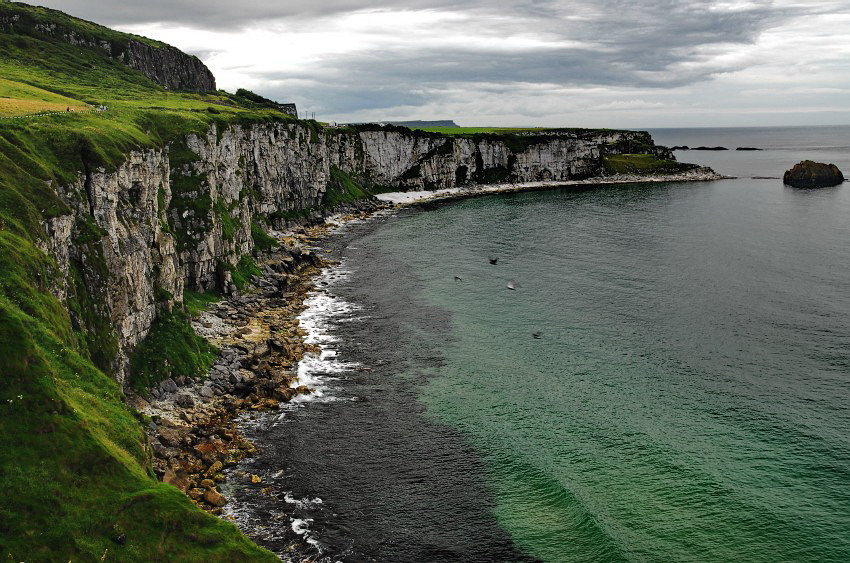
136,167,724,552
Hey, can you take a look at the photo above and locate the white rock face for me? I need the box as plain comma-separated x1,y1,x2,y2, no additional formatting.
40,121,660,385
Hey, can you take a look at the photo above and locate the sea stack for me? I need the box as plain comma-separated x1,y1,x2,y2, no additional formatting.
783,160,845,188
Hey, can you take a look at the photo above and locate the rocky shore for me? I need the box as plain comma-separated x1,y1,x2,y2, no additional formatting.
128,219,370,516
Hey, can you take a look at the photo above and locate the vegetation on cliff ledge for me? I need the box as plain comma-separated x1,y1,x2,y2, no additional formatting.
602,153,698,175
128,309,218,394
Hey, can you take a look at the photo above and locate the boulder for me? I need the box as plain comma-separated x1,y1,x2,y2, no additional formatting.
160,378,178,393
157,424,188,448
783,160,844,188
203,489,228,507
176,393,194,408
163,468,191,492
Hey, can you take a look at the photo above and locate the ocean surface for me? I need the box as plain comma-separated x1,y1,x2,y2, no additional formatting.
225,126,850,562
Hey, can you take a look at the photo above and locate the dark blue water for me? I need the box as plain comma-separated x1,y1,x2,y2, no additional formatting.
227,126,850,562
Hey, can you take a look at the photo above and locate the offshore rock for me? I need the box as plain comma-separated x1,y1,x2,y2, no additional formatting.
783,160,845,188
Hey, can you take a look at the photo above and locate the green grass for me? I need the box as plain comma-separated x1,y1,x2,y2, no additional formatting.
183,289,221,318
229,256,262,291
602,153,697,175
251,220,278,252
0,294,273,561
128,309,218,393
324,165,372,206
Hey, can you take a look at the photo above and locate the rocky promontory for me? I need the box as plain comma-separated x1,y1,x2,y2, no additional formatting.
783,160,845,188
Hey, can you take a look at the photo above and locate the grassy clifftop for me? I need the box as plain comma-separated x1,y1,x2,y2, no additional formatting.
0,3,280,560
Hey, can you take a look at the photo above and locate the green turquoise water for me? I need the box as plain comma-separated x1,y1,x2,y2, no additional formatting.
376,179,850,561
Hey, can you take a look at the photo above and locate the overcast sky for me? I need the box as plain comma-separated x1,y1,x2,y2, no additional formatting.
38,1,850,127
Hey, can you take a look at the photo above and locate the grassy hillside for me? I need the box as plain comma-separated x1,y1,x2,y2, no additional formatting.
0,2,281,560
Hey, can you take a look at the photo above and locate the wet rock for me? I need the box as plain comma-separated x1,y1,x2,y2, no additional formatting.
200,478,216,490
187,488,204,501
783,160,844,188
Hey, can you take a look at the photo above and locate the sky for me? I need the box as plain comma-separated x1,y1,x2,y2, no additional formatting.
36,1,850,127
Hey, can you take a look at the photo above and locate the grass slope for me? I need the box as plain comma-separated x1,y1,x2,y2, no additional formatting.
0,2,281,559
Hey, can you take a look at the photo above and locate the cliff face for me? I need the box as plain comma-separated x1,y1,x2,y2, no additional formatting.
40,121,662,385
123,40,216,92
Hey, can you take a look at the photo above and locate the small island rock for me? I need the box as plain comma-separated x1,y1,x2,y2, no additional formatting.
783,160,845,188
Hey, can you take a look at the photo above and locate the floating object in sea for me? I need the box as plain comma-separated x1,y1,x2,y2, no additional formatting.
454,275,463,281
489,256,498,265
532,332,542,339
507,280,516,290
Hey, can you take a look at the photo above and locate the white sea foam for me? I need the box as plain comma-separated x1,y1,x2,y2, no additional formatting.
284,491,324,510
291,518,321,549
290,263,361,405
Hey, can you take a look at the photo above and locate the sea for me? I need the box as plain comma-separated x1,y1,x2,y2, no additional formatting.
223,125,850,562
